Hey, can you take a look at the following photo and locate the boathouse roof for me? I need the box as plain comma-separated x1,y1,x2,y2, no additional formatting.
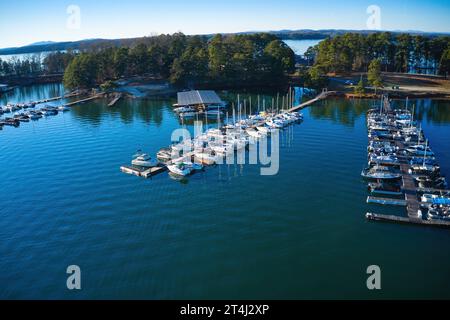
177,90,223,106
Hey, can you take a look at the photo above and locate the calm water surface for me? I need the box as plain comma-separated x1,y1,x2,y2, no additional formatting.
283,39,322,55
0,84,450,299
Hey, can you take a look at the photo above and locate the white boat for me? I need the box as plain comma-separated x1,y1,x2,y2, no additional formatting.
256,126,270,134
369,155,399,165
265,120,283,129
174,106,195,113
131,153,158,167
421,194,450,205
246,128,264,139
167,162,192,176
194,152,217,165
406,145,434,156
211,143,234,155
183,161,204,171
58,105,70,112
361,166,402,180
27,113,41,120
157,148,172,162
179,111,198,118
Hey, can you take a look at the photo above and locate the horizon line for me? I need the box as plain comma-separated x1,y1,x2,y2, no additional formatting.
1,28,450,51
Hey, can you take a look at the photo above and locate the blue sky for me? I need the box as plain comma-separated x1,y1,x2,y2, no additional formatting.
0,0,449,48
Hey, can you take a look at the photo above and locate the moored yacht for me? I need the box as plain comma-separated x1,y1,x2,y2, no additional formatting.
131,152,158,167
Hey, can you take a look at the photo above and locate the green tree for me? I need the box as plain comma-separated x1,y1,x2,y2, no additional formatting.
63,54,98,89
264,40,295,76
439,48,450,77
367,58,383,93
354,76,366,95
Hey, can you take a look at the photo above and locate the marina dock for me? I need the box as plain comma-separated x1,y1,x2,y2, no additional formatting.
64,93,104,107
365,96,450,228
120,165,167,178
32,91,83,104
367,196,407,206
120,151,197,179
366,213,450,228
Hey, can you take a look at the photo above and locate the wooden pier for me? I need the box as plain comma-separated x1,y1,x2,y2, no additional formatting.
288,91,337,112
366,212,450,228
10,91,83,106
367,196,407,206
64,93,104,107
120,165,167,178
108,93,123,107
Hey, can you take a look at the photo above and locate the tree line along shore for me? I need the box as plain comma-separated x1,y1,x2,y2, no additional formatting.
0,32,449,97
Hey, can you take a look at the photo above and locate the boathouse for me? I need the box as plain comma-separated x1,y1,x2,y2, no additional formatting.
175,90,224,108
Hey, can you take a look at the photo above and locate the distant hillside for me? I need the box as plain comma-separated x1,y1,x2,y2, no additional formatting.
1,29,449,55
28,41,56,46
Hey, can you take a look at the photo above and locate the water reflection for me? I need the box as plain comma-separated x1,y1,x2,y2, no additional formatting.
69,97,170,127
0,83,65,105
309,98,369,126
2,84,450,127
310,98,450,126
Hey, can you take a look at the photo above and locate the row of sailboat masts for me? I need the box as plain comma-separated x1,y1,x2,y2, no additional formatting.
233,88,296,116
182,89,298,128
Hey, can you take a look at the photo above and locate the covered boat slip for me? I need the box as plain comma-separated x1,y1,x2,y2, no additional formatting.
174,90,224,108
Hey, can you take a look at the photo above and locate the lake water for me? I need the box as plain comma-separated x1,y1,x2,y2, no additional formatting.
283,39,322,55
1,84,450,299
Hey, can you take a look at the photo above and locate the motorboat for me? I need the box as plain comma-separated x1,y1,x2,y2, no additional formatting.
265,120,283,129
421,194,450,205
210,143,234,156
369,154,400,166
58,105,70,112
427,205,450,221
246,128,265,139
361,166,402,180
174,106,195,113
256,126,270,134
409,157,436,166
179,111,198,118
194,152,217,165
157,147,173,162
406,145,434,156
409,164,440,176
415,176,447,189
167,162,193,176
131,152,158,167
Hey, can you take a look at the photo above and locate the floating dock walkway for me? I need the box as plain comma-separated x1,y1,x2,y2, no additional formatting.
366,213,450,228
288,91,337,112
64,93,104,107
365,98,450,228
